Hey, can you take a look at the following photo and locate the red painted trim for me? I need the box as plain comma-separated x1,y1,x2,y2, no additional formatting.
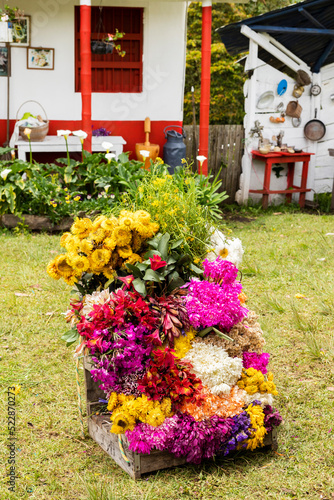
199,3,212,176
80,4,92,152
0,119,182,161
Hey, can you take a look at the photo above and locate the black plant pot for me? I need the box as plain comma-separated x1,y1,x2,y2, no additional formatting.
90,40,114,55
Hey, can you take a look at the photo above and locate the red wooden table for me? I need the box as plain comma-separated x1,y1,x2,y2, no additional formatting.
250,150,313,209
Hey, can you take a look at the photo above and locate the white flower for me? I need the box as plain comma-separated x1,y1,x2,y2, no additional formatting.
140,150,150,158
196,155,207,165
22,172,27,181
102,141,113,152
207,228,244,267
1,168,11,180
242,391,274,407
80,290,111,318
184,342,243,396
105,153,116,163
1,14,9,22
57,129,72,139
72,130,88,143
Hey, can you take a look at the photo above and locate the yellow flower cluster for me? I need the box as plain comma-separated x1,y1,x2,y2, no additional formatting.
237,368,278,396
245,404,267,451
173,328,196,359
108,393,173,434
46,210,159,285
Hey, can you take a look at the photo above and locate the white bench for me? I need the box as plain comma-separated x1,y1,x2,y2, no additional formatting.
15,135,126,161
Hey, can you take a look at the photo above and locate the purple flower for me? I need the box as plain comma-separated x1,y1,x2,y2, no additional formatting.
263,405,283,432
202,258,239,284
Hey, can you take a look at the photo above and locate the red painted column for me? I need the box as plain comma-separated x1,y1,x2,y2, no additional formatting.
80,0,92,152
198,0,212,175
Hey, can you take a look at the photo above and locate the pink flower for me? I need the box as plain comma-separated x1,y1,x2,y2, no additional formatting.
118,275,134,289
107,33,114,41
149,255,167,271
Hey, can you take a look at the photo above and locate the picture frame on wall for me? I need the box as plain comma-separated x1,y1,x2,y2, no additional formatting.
0,46,10,77
10,15,31,47
27,47,54,70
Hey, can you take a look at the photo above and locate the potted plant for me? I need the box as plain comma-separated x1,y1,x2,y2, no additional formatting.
91,29,126,56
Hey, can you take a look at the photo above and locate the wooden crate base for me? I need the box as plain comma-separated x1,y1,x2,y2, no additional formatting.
88,413,278,479
84,357,278,479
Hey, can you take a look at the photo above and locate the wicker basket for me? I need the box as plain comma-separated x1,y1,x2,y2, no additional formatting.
286,100,303,119
17,100,49,142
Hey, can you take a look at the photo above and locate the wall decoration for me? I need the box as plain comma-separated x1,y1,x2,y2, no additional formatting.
27,47,54,70
11,15,30,46
0,46,10,77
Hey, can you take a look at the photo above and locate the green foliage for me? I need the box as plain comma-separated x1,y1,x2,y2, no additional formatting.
126,232,203,297
314,192,332,213
184,0,302,125
115,163,226,261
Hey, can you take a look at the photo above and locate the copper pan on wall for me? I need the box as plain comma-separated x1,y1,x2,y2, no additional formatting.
304,108,326,141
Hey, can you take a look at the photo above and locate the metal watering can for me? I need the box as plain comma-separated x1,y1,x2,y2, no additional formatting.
163,125,186,173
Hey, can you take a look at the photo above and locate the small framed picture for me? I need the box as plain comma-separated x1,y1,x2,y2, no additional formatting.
27,47,54,70
10,15,31,47
0,46,10,77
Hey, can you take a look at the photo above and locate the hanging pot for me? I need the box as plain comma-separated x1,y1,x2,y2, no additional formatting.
304,108,326,141
91,40,114,55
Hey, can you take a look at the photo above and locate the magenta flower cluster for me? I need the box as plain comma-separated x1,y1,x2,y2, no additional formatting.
202,258,239,285
91,324,152,396
185,273,248,332
263,405,283,432
242,352,270,374
126,412,233,464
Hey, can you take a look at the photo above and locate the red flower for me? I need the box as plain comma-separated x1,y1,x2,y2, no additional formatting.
118,275,134,289
149,254,167,271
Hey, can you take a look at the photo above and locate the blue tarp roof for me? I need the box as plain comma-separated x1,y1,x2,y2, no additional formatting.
217,0,334,73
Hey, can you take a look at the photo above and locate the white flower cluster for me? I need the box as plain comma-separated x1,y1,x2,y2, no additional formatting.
81,289,111,317
184,342,243,396
207,228,244,268
242,391,274,408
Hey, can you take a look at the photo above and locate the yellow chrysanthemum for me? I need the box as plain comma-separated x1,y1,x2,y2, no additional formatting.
102,266,115,279
63,273,79,286
46,259,62,280
111,412,136,434
64,235,81,253
90,248,111,268
92,215,107,230
89,228,106,244
146,409,165,427
118,216,134,229
101,216,118,233
173,328,196,359
134,210,151,225
107,392,119,412
55,255,74,277
71,218,93,239
112,226,131,247
69,255,90,274
125,253,142,265
80,239,94,256
131,231,143,252
103,236,117,251
117,245,133,259
60,232,71,248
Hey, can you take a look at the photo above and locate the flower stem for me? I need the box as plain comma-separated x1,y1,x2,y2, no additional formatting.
29,138,32,164
65,137,70,166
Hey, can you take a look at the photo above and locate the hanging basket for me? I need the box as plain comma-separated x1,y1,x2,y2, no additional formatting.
17,100,49,142
91,40,114,55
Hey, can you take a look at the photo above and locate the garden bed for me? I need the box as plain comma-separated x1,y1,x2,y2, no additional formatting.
0,214,73,232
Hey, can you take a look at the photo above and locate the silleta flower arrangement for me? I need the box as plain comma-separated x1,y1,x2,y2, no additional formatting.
47,211,282,465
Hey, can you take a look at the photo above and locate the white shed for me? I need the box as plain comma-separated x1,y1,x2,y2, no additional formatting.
218,0,334,205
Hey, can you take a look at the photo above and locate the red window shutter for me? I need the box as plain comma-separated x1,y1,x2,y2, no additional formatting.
75,6,143,93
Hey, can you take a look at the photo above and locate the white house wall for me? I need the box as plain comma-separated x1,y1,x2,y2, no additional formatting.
239,53,334,204
0,0,187,123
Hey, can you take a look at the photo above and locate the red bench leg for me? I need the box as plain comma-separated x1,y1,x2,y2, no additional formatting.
299,160,309,208
286,162,295,204
262,160,272,209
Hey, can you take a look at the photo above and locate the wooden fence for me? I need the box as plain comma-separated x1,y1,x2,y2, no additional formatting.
183,124,244,203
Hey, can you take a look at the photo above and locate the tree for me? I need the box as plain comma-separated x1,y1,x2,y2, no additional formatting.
184,1,300,125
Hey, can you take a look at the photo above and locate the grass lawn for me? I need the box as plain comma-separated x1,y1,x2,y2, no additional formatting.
0,211,333,500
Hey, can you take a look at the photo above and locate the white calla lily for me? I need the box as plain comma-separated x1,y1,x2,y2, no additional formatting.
72,130,88,140
140,150,150,158
105,153,116,163
102,141,113,153
1,168,12,180
57,129,72,139
196,155,207,165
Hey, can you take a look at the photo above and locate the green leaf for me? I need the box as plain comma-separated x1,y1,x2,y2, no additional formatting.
197,327,213,337
170,238,184,250
143,249,162,259
61,329,79,346
132,278,147,297
177,254,191,267
136,263,149,272
143,269,163,282
157,233,170,259
4,184,16,212
125,263,143,279
167,275,185,292
167,256,177,265
190,263,204,274
212,327,234,342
